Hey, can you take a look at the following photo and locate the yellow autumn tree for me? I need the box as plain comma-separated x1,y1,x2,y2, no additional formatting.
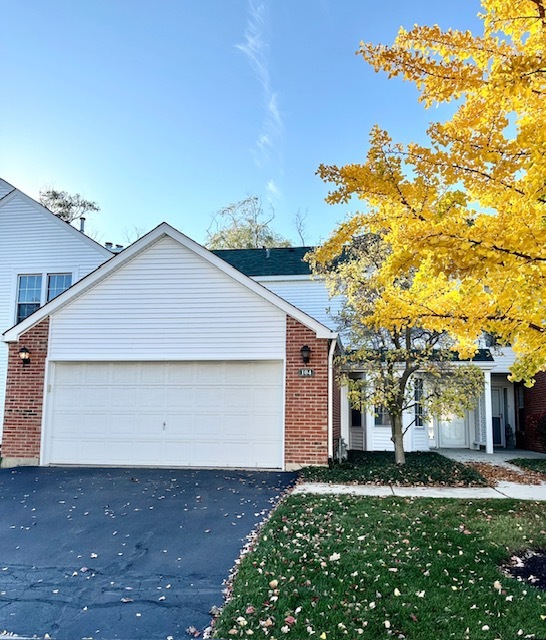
315,0,546,382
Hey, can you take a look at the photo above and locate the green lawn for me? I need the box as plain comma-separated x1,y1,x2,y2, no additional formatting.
299,451,488,487
214,495,546,640
509,458,546,476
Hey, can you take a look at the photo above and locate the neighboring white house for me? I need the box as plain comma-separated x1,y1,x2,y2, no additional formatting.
345,346,521,456
0,179,111,442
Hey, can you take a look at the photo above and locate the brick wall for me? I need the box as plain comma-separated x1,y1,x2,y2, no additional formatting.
2,318,49,464
285,316,331,466
523,372,546,453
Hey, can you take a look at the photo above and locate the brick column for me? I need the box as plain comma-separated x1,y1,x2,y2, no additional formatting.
285,316,330,468
2,318,49,467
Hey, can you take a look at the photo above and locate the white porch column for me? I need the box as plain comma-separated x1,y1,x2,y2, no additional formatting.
340,383,350,447
484,369,494,454
365,408,376,451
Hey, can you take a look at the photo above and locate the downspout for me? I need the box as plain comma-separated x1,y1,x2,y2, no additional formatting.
327,338,336,461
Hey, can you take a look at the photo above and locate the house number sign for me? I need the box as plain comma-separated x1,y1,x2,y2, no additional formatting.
299,368,314,377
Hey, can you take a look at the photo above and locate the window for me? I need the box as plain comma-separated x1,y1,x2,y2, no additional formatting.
374,406,391,426
16,272,72,323
16,275,42,323
414,378,424,427
47,274,72,301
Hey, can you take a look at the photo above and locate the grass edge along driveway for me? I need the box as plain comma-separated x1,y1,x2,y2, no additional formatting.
213,494,546,640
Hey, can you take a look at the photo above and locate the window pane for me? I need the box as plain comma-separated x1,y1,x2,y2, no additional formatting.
374,406,391,426
47,273,72,301
17,275,42,303
16,275,42,323
17,303,40,324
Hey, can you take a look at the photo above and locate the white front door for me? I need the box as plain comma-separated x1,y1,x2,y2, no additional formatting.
438,414,467,447
491,388,505,447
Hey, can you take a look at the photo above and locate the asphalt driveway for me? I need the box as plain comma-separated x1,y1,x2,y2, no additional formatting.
0,466,296,639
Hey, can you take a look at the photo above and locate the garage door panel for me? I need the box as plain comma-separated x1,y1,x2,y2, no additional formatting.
137,388,165,410
138,363,166,384
47,361,283,468
110,363,139,384
256,415,282,438
163,417,194,439
195,362,219,382
223,387,250,409
53,388,82,410
166,364,194,383
81,387,110,410
55,363,84,384
193,386,218,408
84,363,112,384
111,388,137,409
164,387,194,409
109,414,136,436
251,387,282,411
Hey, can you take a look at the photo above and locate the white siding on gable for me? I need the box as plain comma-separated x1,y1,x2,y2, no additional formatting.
490,347,517,373
256,278,341,331
49,236,287,361
0,180,14,199
0,191,109,437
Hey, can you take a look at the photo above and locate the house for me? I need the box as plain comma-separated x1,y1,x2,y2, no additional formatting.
345,348,532,456
1,224,340,469
1,180,542,469
0,179,111,445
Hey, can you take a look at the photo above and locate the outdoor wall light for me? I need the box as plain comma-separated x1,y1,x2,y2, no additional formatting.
19,347,30,366
300,345,311,364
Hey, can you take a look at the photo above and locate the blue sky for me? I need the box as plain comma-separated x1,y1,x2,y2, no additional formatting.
1,1,483,247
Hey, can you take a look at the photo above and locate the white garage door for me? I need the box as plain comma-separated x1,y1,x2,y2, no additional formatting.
45,361,284,468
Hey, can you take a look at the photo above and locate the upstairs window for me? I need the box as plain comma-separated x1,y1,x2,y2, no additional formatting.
16,272,72,323
16,275,42,324
47,274,72,301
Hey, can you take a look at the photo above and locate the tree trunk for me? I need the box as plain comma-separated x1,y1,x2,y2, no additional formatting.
391,414,406,465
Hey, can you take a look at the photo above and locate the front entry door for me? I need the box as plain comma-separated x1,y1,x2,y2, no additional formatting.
491,388,504,447
438,414,467,447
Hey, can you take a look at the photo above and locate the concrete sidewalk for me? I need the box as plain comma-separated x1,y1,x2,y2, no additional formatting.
293,480,546,500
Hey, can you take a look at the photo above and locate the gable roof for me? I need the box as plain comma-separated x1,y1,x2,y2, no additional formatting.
3,223,337,342
0,178,112,258
211,246,313,277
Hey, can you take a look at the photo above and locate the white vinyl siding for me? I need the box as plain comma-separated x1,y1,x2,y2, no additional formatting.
256,278,341,331
0,189,109,436
0,181,14,199
45,361,284,468
365,407,429,452
490,347,517,373
49,237,287,361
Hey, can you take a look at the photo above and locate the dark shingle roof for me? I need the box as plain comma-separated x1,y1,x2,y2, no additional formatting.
211,246,313,277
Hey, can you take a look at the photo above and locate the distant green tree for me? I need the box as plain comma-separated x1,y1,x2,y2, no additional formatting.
205,196,291,249
39,188,100,224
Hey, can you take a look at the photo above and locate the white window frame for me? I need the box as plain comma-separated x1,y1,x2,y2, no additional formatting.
15,271,73,324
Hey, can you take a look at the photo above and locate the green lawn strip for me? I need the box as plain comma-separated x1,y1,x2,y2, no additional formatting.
214,495,546,640
299,451,487,487
509,458,546,476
